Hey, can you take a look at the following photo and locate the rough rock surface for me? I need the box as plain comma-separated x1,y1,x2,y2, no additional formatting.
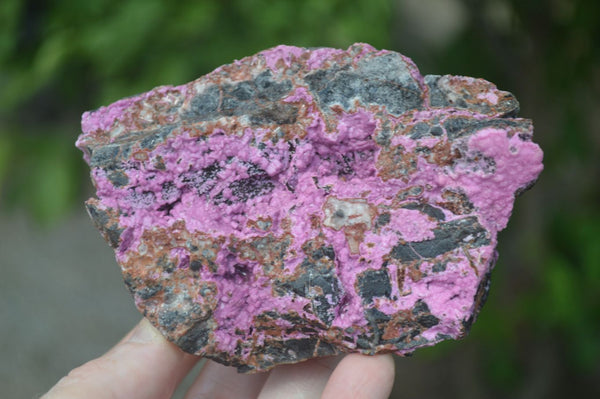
77,43,543,372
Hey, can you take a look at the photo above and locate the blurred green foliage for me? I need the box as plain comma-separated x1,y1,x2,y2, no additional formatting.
0,0,598,396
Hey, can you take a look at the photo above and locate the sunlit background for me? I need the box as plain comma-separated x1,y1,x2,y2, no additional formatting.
1,0,599,397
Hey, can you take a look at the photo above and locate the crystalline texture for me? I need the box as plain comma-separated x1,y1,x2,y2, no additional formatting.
77,43,543,372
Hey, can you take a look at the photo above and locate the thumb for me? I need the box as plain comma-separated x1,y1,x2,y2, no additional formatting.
42,319,199,399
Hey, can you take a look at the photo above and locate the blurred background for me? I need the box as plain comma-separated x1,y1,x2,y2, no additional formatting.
1,0,598,397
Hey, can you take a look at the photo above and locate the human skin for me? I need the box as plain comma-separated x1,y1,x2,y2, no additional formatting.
42,318,395,399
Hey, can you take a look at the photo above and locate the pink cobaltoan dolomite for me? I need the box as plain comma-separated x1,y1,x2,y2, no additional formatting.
77,43,543,372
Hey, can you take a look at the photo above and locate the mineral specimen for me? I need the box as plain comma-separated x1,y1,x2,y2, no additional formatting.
77,43,543,372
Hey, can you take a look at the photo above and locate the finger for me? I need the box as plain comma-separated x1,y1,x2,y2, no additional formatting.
184,360,269,399
320,353,395,399
43,318,200,399
257,356,342,399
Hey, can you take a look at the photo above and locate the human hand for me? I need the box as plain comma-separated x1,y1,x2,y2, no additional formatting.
42,318,395,399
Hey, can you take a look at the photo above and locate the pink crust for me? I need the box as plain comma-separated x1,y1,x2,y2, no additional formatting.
459,128,543,230
91,118,540,352
306,48,345,69
260,45,306,72
260,43,382,73
78,84,189,163
477,91,499,104
80,43,543,363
